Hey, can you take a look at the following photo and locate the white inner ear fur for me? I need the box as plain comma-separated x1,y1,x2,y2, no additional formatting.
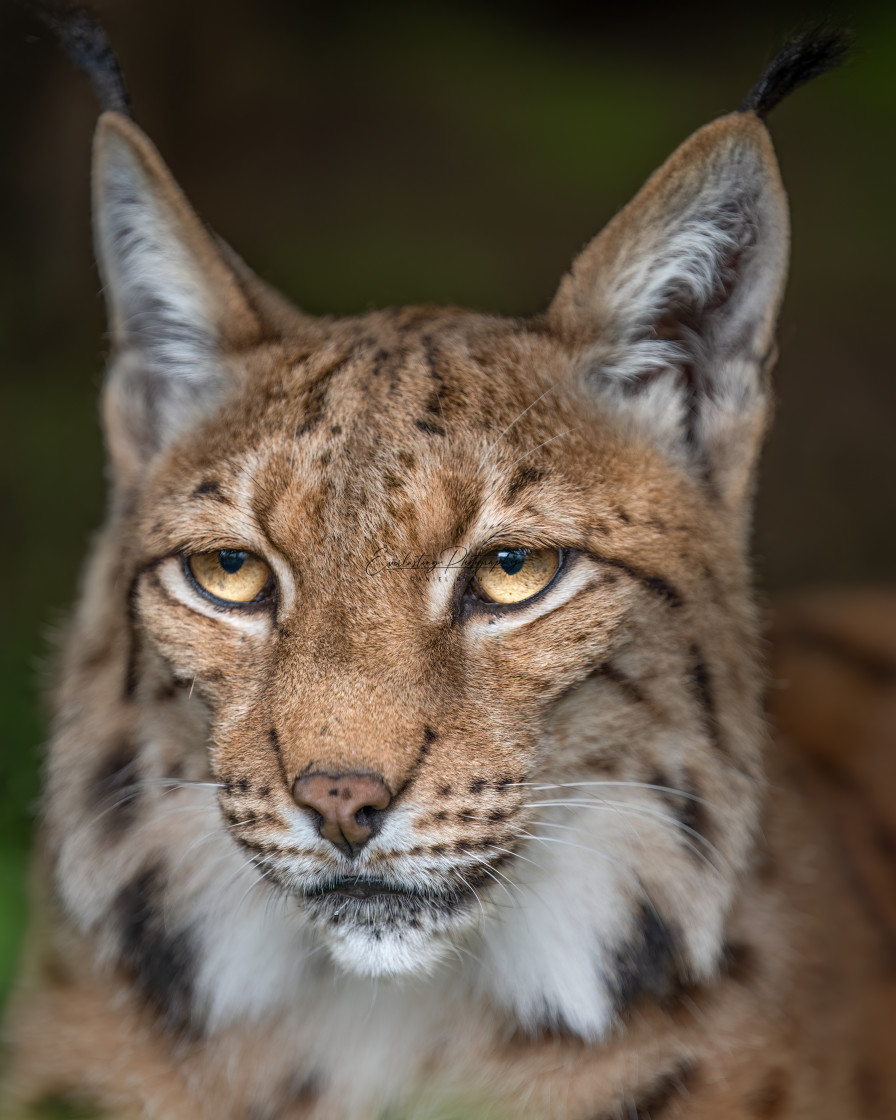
95,134,219,380
555,118,789,499
92,120,248,472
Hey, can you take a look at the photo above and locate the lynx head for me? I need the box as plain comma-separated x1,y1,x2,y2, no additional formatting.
45,26,846,1042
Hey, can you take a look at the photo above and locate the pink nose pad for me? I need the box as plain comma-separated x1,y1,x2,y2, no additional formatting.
292,772,393,856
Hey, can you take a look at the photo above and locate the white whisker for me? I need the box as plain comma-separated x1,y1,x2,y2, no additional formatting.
478,381,560,467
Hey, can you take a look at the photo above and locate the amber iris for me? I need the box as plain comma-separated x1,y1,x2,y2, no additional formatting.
188,549,270,602
472,547,560,605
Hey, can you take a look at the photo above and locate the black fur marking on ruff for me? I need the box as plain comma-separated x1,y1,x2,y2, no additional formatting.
740,27,852,119
611,902,682,1015
31,3,131,116
115,864,198,1035
90,737,141,837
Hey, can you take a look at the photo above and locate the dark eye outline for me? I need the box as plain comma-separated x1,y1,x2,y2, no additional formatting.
456,547,566,619
180,551,277,612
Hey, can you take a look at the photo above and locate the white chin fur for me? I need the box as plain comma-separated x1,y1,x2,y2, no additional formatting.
326,925,453,979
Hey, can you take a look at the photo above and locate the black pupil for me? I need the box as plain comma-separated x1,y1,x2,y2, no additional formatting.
498,548,527,576
218,549,247,574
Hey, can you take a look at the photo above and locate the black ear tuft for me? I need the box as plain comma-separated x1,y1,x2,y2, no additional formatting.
30,3,131,117
740,26,852,119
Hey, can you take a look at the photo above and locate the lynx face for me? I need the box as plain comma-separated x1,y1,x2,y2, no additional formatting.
47,103,787,1041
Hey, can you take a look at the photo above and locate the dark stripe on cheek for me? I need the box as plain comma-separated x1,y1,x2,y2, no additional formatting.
585,552,683,608
592,662,647,705
649,767,711,858
689,644,725,754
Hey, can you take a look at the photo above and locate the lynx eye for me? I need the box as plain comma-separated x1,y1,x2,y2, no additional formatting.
187,549,271,603
472,547,561,605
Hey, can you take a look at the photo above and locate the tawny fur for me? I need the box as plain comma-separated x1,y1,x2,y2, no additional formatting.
4,54,895,1120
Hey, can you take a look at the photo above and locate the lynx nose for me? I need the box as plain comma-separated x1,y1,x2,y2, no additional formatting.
292,772,393,856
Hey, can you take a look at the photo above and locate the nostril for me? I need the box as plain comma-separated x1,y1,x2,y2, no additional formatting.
354,804,381,830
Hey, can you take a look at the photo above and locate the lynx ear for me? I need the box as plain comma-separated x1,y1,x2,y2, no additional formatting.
549,113,789,509
93,111,262,482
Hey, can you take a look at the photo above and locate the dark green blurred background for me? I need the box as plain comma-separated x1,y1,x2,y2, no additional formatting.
1,0,893,1010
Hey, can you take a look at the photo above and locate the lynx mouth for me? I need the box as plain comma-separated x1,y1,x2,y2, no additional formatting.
299,875,476,923
305,877,412,900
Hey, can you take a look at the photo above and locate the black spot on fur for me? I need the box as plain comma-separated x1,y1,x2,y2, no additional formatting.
382,469,404,493
423,726,437,745
415,417,446,436
191,478,224,500
469,778,487,795
611,904,681,1015
90,738,140,837
115,865,196,1034
504,465,546,504
740,27,851,119
437,783,453,797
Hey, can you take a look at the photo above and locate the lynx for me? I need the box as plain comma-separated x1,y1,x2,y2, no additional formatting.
5,16,895,1120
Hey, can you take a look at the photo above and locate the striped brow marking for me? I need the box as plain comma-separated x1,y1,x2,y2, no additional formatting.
585,551,683,608
190,478,232,502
